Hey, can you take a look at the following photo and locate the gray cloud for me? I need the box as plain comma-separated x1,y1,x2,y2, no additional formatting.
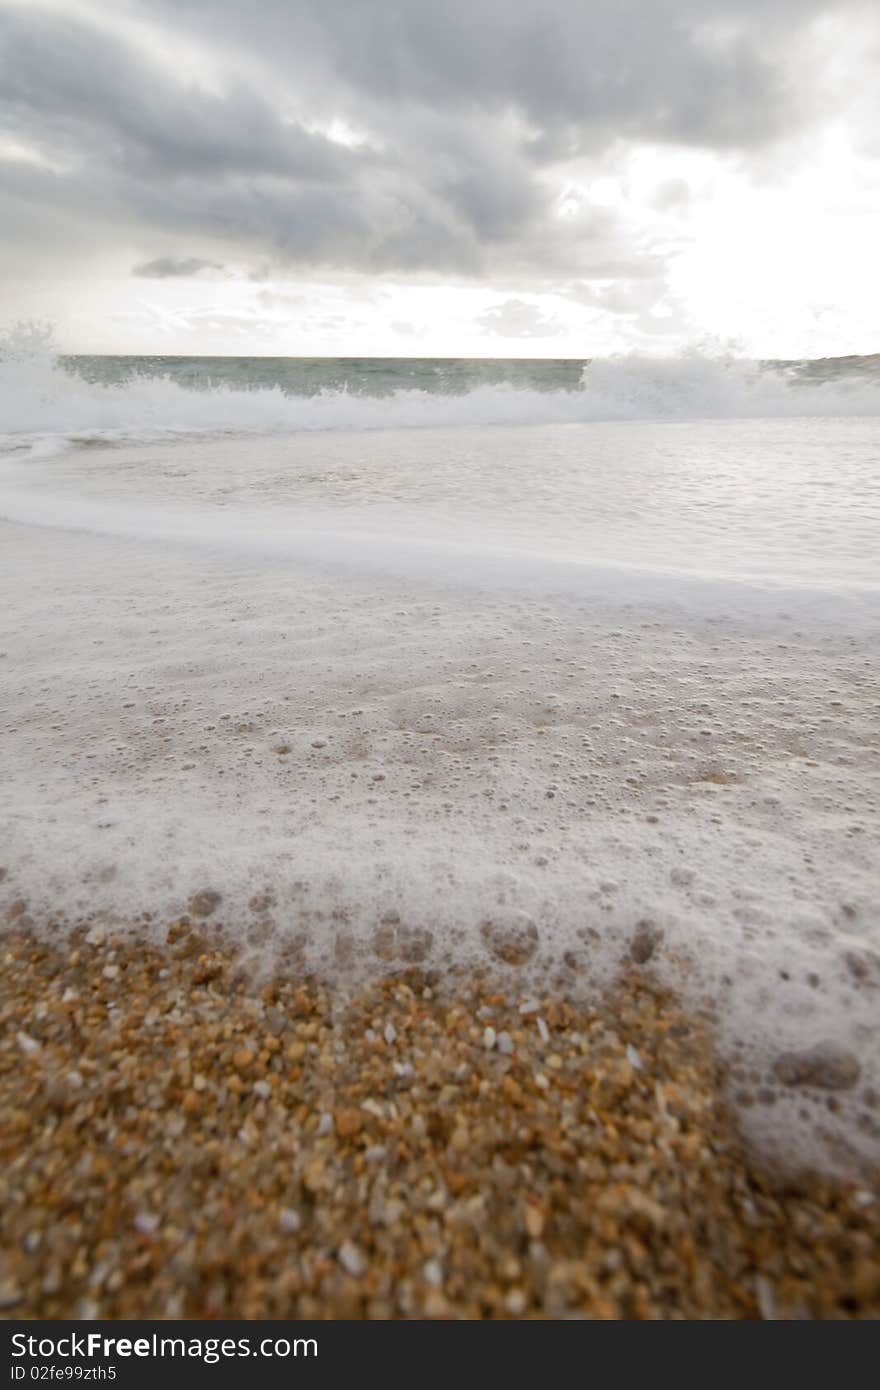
147,0,838,149
132,256,227,278
0,8,353,180
0,0,876,288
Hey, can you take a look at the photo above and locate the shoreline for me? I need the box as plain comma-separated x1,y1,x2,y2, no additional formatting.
2,920,878,1320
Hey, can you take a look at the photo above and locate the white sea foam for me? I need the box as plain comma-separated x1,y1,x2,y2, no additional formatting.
2,325,879,462
2,326,879,1178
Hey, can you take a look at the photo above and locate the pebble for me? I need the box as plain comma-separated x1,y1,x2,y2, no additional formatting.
334,1107,363,1138
188,890,222,919
423,1290,449,1318
1,925,878,1321
773,1043,861,1091
481,917,539,966
524,1201,546,1239
338,1241,366,1277
630,922,662,965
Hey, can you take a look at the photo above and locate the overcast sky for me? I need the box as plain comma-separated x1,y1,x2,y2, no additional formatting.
1,0,878,356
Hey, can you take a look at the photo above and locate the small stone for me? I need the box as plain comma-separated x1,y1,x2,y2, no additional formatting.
423,1290,449,1318
334,1107,364,1138
278,1208,301,1234
338,1240,366,1277
483,1026,497,1050
481,915,539,966
450,1126,469,1153
232,1048,255,1071
505,1289,527,1315
303,1159,325,1194
17,1031,40,1056
0,1283,22,1309
524,1201,546,1239
422,1259,443,1287
630,921,662,964
773,1043,861,1091
755,1274,777,1320
844,950,879,983
132,1212,159,1235
189,890,222,918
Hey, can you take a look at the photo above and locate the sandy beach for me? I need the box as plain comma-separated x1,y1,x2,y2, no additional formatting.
2,914,878,1321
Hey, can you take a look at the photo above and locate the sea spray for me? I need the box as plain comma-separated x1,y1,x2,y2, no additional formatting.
3,324,880,462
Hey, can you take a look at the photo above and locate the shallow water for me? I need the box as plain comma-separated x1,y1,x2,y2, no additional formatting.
2,338,879,1175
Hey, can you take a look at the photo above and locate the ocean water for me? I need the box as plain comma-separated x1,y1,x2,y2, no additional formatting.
2,327,879,1175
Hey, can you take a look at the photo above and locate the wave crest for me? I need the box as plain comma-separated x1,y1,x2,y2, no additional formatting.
2,322,879,456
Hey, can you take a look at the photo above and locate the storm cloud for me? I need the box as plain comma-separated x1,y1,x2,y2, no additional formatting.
1,0,878,327
133,256,227,278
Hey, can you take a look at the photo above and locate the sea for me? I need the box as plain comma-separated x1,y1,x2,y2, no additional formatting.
2,326,879,1174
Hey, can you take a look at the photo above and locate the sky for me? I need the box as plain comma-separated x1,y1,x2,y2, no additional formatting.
1,0,879,357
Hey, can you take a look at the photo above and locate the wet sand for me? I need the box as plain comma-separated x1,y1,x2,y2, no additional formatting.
1,919,878,1320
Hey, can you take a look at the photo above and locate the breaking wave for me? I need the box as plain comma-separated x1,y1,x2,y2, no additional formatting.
2,323,880,457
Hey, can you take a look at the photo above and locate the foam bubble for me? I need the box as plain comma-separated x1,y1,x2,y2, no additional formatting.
3,511,879,1176
2,328,879,1179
